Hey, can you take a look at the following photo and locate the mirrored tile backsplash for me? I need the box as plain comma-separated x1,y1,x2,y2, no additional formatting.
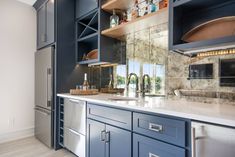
89,22,235,104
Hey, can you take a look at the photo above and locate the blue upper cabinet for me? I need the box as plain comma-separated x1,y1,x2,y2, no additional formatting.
75,0,124,65
76,0,98,19
37,5,46,49
169,0,235,55
36,0,55,49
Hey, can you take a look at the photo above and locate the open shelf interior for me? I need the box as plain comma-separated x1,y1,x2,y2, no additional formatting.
101,8,168,40
77,34,98,64
76,9,99,64
76,9,98,40
172,0,235,47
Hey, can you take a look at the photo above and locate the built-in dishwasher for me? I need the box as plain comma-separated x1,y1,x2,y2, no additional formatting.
64,98,86,157
191,122,235,157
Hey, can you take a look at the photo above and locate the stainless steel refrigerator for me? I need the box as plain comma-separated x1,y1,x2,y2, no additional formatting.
35,46,54,148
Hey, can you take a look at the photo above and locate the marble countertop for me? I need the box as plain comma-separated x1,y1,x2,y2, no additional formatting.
57,93,235,127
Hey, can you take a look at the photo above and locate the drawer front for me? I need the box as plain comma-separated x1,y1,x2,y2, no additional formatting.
64,127,86,157
133,134,186,157
87,104,132,130
133,113,186,147
64,98,86,135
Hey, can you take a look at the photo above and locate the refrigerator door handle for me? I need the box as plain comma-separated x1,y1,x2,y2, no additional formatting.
35,107,51,116
47,68,52,107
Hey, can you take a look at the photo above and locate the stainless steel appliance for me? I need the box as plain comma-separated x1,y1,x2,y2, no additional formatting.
35,46,54,148
64,98,86,157
191,122,235,157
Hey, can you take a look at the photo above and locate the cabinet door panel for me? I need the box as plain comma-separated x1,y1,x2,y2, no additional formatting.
76,0,98,18
133,134,185,157
46,0,54,45
37,5,46,49
106,125,131,157
133,112,186,147
87,119,105,157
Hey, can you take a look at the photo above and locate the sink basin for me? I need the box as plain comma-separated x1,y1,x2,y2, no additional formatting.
108,97,139,101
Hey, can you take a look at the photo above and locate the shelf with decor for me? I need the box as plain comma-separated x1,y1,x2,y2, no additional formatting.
101,8,168,40
102,0,134,13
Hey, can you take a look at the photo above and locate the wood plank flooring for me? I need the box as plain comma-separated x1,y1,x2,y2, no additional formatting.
0,137,76,157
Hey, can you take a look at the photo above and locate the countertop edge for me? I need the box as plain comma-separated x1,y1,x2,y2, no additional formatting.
57,94,235,128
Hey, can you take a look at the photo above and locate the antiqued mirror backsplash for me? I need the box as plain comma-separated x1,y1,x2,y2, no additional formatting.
88,22,235,104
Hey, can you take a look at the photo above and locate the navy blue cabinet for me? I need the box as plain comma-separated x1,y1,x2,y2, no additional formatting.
133,134,186,157
87,103,132,130
87,119,106,157
169,0,235,54
106,125,131,157
87,119,132,157
133,112,186,147
75,0,124,65
76,0,98,19
37,4,46,49
36,0,55,49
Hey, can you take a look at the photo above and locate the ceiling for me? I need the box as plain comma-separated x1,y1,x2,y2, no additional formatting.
16,0,36,5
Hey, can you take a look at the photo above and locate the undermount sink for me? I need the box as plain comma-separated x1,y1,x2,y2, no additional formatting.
108,97,140,101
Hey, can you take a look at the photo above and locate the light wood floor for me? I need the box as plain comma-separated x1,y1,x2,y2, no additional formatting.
0,137,76,157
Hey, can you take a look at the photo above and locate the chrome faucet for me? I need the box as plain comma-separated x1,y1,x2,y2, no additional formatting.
127,73,139,93
141,74,151,96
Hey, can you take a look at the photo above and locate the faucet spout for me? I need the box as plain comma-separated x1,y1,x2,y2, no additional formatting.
127,73,139,92
141,74,151,95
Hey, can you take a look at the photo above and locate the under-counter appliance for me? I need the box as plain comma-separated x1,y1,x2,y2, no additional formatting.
35,46,54,148
64,99,86,157
191,122,235,157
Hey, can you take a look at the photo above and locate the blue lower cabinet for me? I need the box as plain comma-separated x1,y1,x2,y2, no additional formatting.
87,119,132,157
106,124,131,157
133,134,186,157
87,119,106,157
133,112,186,147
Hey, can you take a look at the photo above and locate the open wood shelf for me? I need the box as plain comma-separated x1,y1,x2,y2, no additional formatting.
78,59,99,65
101,8,168,39
102,0,133,12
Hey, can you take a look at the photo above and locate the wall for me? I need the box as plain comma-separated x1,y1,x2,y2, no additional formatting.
0,0,36,143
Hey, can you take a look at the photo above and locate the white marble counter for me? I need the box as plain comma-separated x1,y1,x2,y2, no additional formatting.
57,93,235,127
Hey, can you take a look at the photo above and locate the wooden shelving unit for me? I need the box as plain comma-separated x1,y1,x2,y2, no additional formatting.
101,8,168,39
102,0,134,12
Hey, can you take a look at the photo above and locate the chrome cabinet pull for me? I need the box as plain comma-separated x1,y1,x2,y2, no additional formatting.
149,123,163,132
100,130,106,141
191,127,196,157
149,153,159,157
105,131,110,143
